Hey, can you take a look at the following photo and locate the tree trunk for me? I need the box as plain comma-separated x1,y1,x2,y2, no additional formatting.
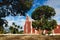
43,30,46,35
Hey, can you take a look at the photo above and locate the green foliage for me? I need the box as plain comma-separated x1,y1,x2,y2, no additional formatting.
19,30,23,34
0,0,33,34
9,22,23,34
20,27,22,29
47,31,52,35
0,26,4,34
32,19,57,31
9,26,14,33
18,26,20,28
31,5,56,20
12,22,15,25
32,5,57,34
9,26,19,34
32,20,41,30
0,0,33,16
0,19,8,34
45,19,57,31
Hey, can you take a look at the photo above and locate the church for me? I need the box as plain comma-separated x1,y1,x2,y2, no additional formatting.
24,16,60,35
24,16,40,34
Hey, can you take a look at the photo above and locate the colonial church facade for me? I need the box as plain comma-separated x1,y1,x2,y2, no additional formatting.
24,16,40,34
24,16,60,35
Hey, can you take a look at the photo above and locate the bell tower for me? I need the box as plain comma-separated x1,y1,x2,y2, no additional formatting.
24,15,39,34
24,16,31,34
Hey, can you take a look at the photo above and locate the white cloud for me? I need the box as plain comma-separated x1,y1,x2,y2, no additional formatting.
44,0,60,8
44,0,60,25
5,15,26,27
8,21,14,26
57,21,60,25
15,19,25,27
55,8,60,17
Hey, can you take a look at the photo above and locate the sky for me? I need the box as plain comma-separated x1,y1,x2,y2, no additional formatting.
0,0,60,28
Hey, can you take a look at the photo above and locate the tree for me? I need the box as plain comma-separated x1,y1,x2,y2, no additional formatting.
0,0,33,16
9,22,18,34
9,22,23,34
20,26,22,29
18,26,20,28
0,0,33,33
45,19,57,31
32,20,40,30
12,22,15,26
9,25,19,34
31,5,56,20
0,19,8,34
19,30,23,34
9,26,18,34
31,5,57,34
9,26,14,33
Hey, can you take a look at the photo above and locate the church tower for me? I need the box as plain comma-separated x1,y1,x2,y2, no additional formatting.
24,15,35,34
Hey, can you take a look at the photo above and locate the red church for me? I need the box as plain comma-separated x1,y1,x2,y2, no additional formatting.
24,16,60,35
24,16,40,34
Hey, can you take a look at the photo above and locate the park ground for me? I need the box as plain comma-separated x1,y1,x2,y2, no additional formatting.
0,34,60,40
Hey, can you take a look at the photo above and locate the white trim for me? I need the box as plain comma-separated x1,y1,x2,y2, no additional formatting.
43,30,46,34
35,30,37,34
31,21,33,34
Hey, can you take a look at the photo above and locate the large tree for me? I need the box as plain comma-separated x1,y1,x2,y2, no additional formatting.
0,0,33,16
0,0,33,33
9,22,23,34
32,5,57,34
31,5,56,20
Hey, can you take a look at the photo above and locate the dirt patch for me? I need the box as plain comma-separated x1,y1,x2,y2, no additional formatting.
0,35,60,40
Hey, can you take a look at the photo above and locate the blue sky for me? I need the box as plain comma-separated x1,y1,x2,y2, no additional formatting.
1,0,60,27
